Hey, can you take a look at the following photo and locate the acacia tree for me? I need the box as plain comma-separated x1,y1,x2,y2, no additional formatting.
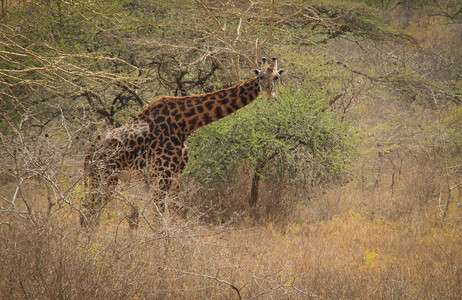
0,0,145,226
0,0,399,225
184,84,354,222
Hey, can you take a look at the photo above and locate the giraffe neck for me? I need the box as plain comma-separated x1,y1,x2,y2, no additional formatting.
180,76,261,135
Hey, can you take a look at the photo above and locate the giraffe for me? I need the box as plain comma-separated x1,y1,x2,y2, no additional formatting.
81,57,285,228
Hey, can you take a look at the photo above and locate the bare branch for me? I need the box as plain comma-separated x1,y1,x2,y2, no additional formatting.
170,268,242,299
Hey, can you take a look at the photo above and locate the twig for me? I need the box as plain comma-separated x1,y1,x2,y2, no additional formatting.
170,268,242,300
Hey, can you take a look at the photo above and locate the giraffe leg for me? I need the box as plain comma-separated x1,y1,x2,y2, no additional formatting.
179,144,189,173
170,145,189,216
157,145,189,216
153,171,172,214
81,172,118,227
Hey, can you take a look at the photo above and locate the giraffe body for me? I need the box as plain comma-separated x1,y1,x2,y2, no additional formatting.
82,57,284,227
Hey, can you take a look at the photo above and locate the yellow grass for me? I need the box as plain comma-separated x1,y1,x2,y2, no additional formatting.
1,155,461,299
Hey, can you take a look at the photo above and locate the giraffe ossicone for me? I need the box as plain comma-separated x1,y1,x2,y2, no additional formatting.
81,57,285,228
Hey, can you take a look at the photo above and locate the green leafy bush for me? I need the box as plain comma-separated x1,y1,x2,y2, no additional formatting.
184,83,356,223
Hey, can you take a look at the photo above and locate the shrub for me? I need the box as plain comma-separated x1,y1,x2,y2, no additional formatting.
184,84,356,224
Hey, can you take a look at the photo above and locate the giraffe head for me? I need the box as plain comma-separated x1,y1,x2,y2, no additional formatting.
253,57,285,99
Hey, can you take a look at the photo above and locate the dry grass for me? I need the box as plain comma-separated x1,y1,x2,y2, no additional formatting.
1,150,461,299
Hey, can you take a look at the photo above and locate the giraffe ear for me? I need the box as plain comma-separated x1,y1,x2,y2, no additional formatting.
278,69,286,76
252,69,260,76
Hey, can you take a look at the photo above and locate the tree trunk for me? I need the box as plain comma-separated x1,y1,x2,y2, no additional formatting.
249,171,260,207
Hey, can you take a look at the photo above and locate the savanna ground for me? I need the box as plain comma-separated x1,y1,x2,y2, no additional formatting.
0,0,461,299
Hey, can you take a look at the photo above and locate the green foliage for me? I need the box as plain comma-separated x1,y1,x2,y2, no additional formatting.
364,0,425,9
364,0,462,22
0,0,142,135
186,83,355,189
